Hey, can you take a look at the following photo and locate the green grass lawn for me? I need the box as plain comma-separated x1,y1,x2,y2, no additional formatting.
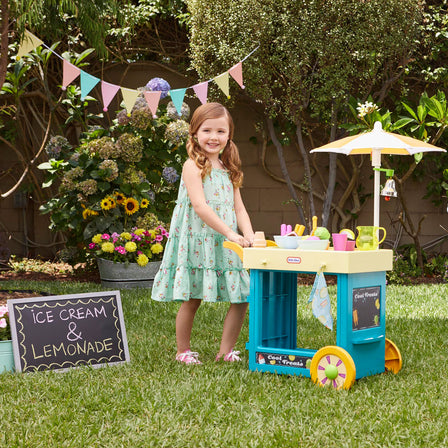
1,280,447,447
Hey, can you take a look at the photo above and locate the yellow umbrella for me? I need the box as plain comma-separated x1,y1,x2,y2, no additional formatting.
310,121,446,226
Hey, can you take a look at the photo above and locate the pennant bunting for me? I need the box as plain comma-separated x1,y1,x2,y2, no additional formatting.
80,71,100,100
16,30,44,60
214,72,230,99
229,62,245,89
192,81,208,105
101,81,121,112
169,88,187,115
16,29,259,118
144,91,162,118
62,59,81,91
121,87,139,115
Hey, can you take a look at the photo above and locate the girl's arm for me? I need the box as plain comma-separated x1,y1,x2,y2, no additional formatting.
234,187,254,245
182,159,250,247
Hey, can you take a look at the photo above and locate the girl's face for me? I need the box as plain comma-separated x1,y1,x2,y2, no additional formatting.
195,115,230,158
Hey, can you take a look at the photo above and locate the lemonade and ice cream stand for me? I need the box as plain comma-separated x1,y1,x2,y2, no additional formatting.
224,122,445,390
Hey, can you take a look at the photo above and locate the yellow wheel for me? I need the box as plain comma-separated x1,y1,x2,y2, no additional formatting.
310,346,356,390
385,338,402,374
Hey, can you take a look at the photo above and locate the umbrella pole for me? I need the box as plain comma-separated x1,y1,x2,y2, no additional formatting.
372,148,382,227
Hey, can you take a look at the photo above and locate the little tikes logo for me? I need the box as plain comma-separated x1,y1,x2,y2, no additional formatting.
286,256,302,264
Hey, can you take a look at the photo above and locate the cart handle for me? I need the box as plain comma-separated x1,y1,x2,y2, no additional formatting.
223,239,278,262
223,241,243,261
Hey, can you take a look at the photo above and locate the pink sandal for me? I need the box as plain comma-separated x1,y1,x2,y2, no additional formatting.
216,350,241,362
175,350,202,365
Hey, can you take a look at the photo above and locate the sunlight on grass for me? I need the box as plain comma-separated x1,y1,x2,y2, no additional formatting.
0,280,447,447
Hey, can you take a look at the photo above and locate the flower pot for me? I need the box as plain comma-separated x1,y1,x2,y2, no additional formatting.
97,258,162,289
0,340,14,373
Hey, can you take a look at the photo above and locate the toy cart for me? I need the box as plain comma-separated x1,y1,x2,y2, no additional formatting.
225,243,402,390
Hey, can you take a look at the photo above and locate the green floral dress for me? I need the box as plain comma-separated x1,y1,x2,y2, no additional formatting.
151,168,250,303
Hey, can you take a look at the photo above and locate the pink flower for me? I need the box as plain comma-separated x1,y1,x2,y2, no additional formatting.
102,233,110,240
155,235,163,242
88,243,96,249
0,318,6,329
115,246,126,254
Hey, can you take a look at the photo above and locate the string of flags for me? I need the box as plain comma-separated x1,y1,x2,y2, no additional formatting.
16,29,258,117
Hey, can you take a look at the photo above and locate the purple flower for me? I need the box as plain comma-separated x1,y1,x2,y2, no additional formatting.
162,166,180,184
146,77,171,99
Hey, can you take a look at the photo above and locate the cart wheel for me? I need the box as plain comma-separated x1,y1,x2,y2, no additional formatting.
310,346,356,390
385,338,402,374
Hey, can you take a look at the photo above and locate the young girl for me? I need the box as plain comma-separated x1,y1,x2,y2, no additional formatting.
151,102,254,365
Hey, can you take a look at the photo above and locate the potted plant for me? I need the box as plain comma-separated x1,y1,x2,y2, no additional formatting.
88,223,169,288
38,77,189,271
0,305,14,373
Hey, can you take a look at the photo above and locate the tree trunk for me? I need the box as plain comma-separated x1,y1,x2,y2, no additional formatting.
295,120,315,219
394,178,425,269
0,0,9,90
266,117,307,229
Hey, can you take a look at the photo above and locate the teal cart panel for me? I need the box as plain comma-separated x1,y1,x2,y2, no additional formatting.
247,270,315,377
335,271,386,379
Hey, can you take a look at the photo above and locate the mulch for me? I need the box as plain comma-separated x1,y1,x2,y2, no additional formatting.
0,268,101,304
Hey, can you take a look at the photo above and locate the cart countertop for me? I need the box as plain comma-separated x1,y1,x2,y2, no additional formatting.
242,248,393,274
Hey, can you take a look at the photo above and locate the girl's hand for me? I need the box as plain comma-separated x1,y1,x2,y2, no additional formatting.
227,231,251,247
244,232,255,247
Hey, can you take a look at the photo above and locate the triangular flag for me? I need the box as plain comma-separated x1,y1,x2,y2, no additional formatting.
16,30,44,60
192,82,208,105
121,87,139,115
144,91,162,118
101,81,120,112
169,88,187,115
80,71,100,100
229,62,245,89
62,59,81,91
214,72,230,99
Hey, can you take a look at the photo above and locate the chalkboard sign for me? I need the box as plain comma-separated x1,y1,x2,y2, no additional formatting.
352,286,381,331
8,291,129,373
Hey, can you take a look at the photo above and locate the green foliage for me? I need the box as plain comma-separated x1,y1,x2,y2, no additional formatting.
387,246,448,285
38,83,189,258
343,92,448,207
10,0,124,58
188,0,422,123
406,1,448,84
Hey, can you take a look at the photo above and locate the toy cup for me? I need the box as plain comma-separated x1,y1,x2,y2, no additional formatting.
332,233,347,251
253,231,267,247
345,240,356,251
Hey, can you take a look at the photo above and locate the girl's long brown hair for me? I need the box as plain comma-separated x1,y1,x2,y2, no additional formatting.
186,102,243,188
